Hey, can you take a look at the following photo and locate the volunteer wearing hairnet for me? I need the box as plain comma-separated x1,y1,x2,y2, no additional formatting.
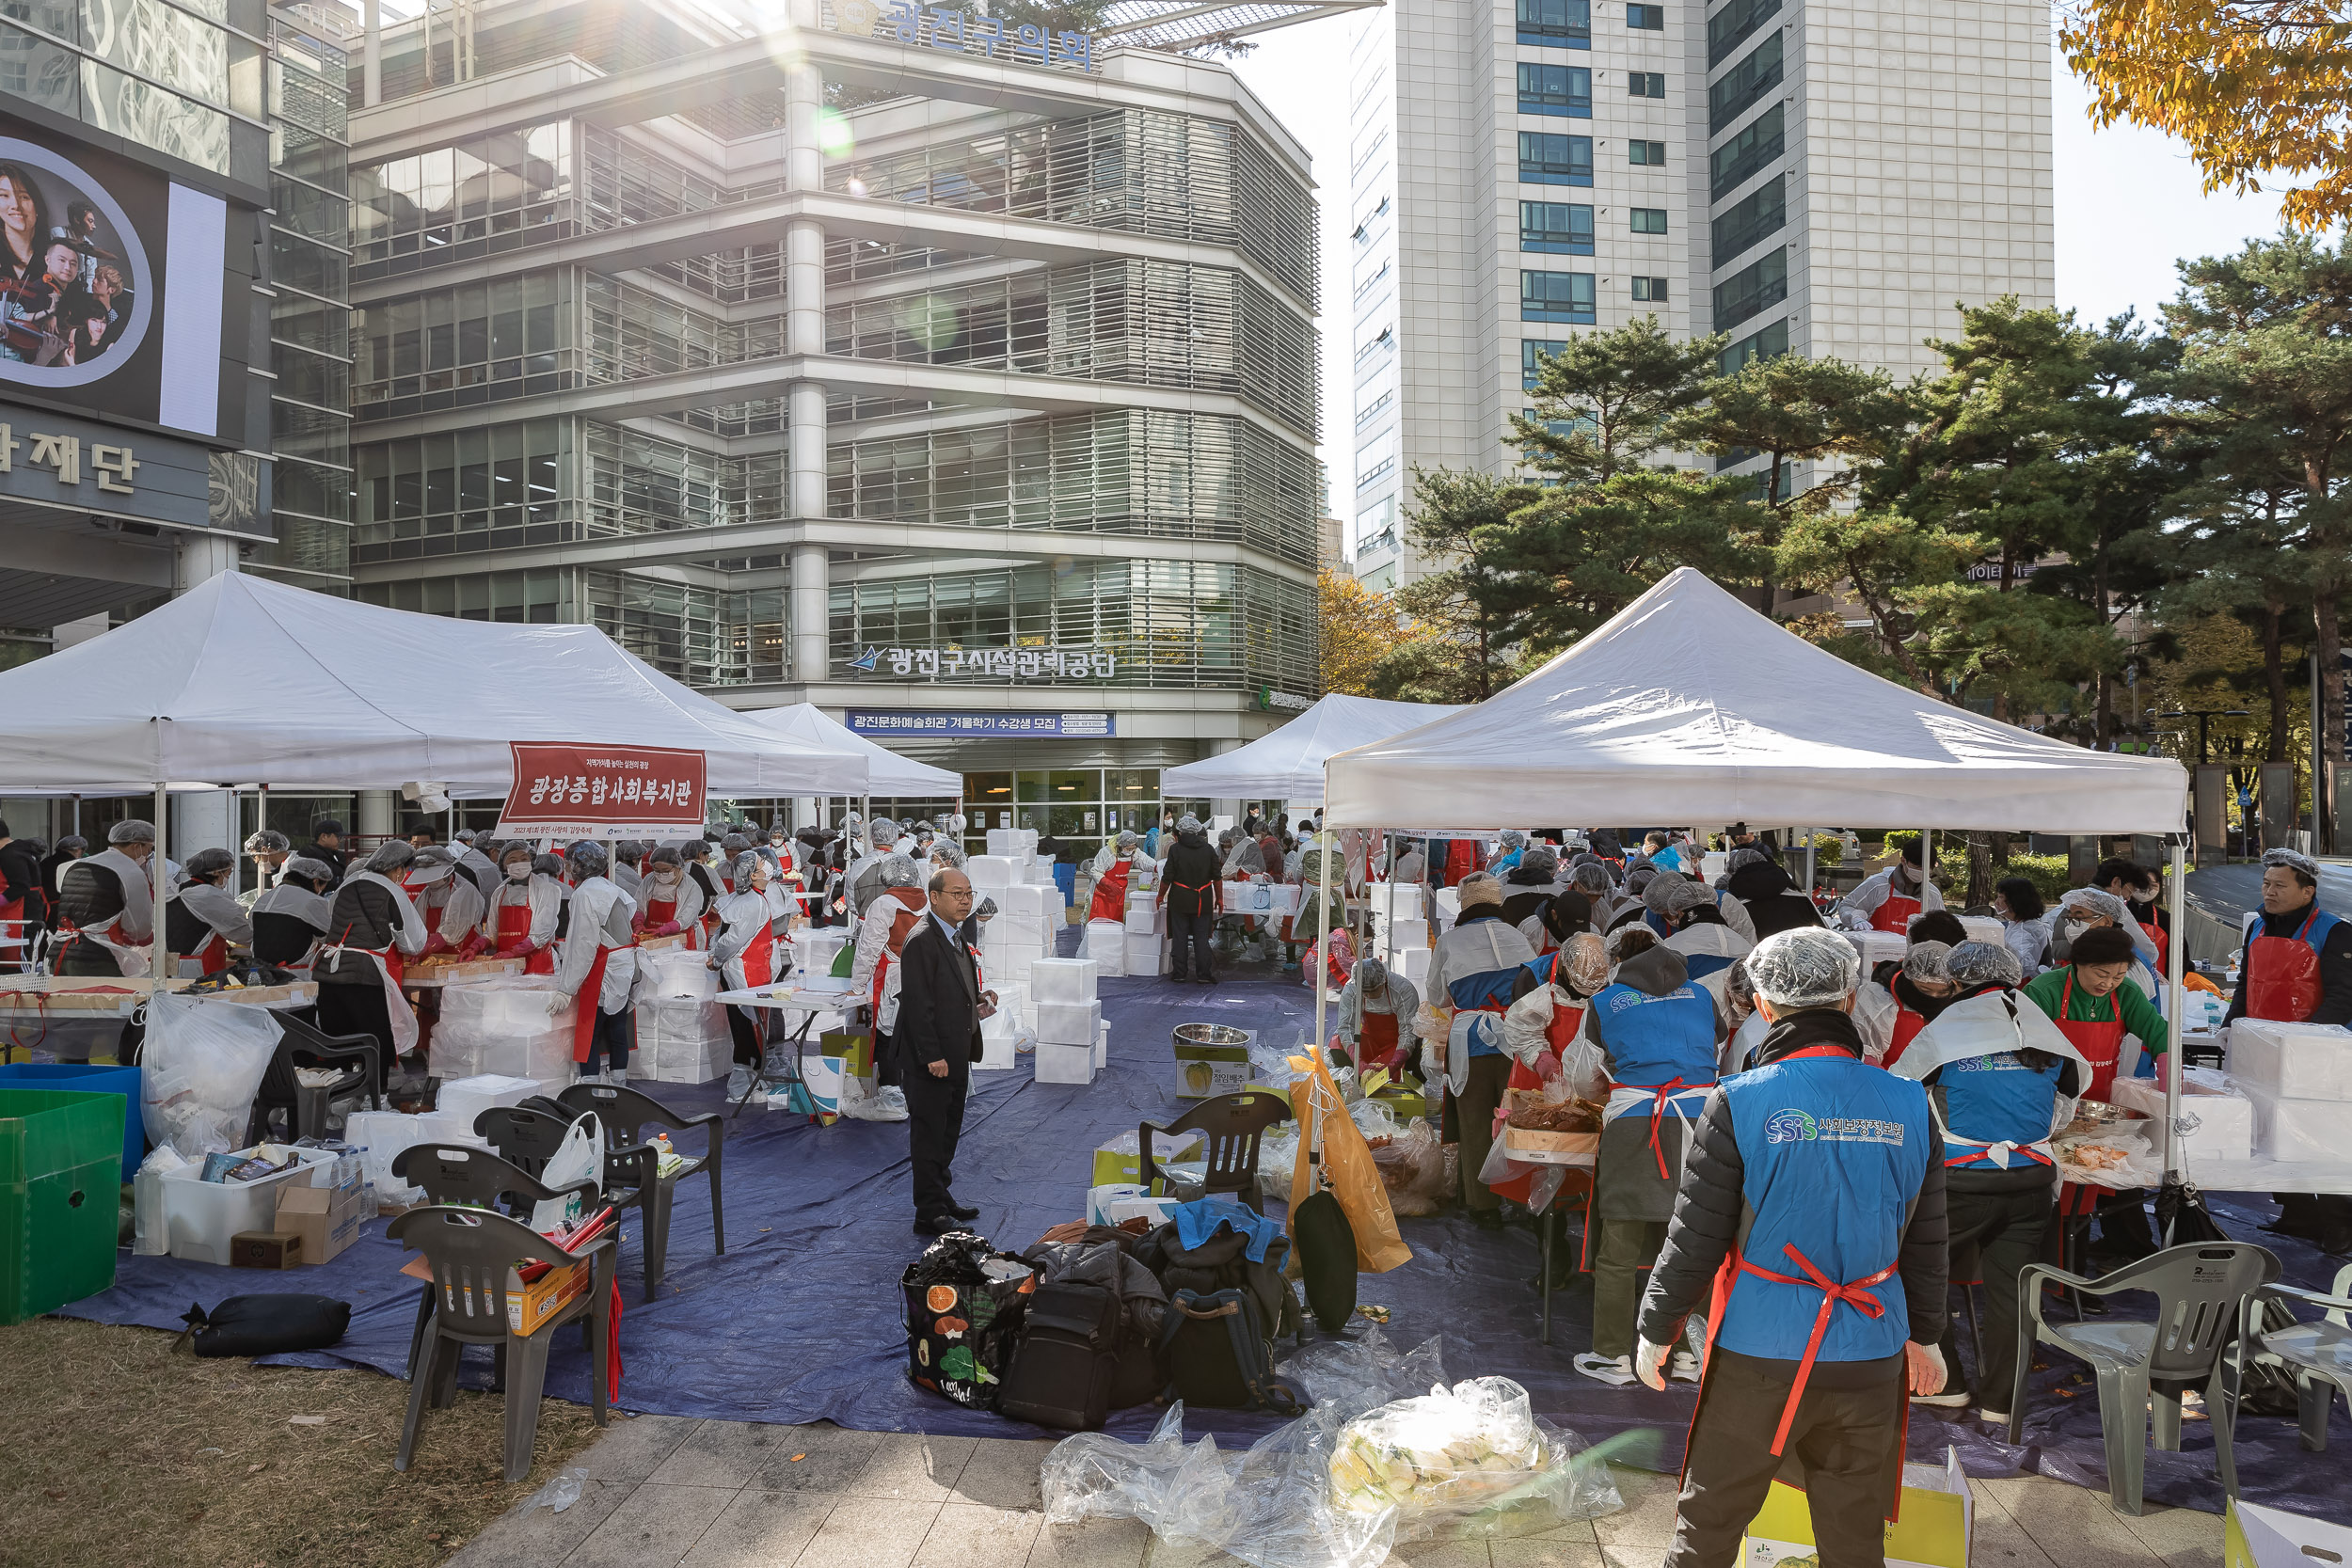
610,840,644,903
403,843,485,959
1501,931,1610,1096
53,820,158,977
1088,829,1143,924
1887,941,2086,1425
242,828,292,895
1419,872,1536,1231
1158,815,1223,984
634,844,707,946
1722,845,1822,942
454,832,501,903
1577,933,1719,1386
251,854,336,974
1501,847,1562,930
1835,838,1946,933
317,840,430,1087
165,847,254,974
847,818,903,920
850,852,930,1105
1635,928,1948,1568
1336,955,1422,1071
709,850,786,1101
1647,873,1755,1010
554,840,641,1085
1493,829,1530,875
482,841,563,974
1852,940,1959,1070
718,832,755,890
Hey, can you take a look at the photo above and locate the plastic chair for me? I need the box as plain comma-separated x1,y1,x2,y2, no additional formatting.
2245,1260,2352,1451
555,1082,725,1300
2009,1242,2280,1514
245,1013,379,1144
388,1204,615,1481
1137,1090,1294,1214
473,1104,578,1180
389,1141,601,1383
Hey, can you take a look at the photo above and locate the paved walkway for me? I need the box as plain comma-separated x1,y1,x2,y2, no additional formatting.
450,1415,2226,1568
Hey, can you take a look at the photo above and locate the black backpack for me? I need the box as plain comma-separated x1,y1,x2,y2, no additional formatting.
997,1280,1122,1431
1159,1287,1306,1413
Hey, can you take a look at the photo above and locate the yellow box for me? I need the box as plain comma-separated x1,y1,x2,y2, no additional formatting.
2226,1498,2352,1568
1741,1448,1970,1568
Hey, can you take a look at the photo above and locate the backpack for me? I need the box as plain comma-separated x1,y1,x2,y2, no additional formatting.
1159,1288,1307,1413
996,1280,1122,1431
1136,1221,1303,1345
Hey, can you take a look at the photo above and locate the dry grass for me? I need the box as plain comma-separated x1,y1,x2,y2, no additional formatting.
0,1317,602,1568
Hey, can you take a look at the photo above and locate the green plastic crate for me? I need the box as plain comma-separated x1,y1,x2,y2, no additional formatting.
0,1088,125,1323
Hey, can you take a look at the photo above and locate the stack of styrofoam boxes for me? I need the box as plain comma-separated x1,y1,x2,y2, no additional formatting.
1085,917,1128,976
431,979,576,1095
1434,885,1460,941
1123,886,1166,977
2230,1020,2352,1163
977,876,1053,1002
2111,1069,2253,1162
977,979,1026,1070
634,946,731,1084
1032,958,1101,1084
1372,882,1432,988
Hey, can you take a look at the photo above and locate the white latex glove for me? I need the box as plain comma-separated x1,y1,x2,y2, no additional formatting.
1635,1336,1674,1391
1905,1340,1947,1397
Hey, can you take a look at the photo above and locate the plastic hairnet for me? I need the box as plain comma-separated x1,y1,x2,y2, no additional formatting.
108,819,155,846
454,829,476,845
1499,829,1527,850
1605,924,1656,962
1625,863,1659,895
646,846,682,869
1946,940,2023,990
1663,878,1712,914
720,833,751,856
501,841,535,866
411,844,456,868
1117,829,1138,849
183,847,234,879
2056,887,2132,927
2264,847,2322,882
1357,957,1389,992
1177,815,1203,835
1458,871,1503,908
1900,941,1953,986
682,840,710,862
243,829,290,854
870,819,900,846
532,853,564,879
565,840,609,878
1231,839,1267,875
280,855,333,884
364,840,415,874
1571,863,1614,896
1520,847,1560,880
730,851,765,888
1557,932,1610,996
1745,927,1862,1007
1643,871,1690,914
56,835,87,855
878,852,921,890
1729,846,1770,871
931,841,967,867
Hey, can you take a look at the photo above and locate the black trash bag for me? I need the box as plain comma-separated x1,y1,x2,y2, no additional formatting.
901,1229,1033,1409
175,1295,351,1358
1291,1186,1359,1334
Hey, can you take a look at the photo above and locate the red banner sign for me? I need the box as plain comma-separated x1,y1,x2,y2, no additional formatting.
496,743,709,838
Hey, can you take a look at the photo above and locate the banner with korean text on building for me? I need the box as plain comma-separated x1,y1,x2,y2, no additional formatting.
496,743,709,838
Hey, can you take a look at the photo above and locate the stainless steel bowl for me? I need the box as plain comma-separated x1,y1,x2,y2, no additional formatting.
2070,1100,2152,1127
1174,1023,1250,1049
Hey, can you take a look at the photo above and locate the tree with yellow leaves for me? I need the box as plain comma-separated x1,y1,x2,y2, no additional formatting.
2062,0,2352,229
1318,568,1422,696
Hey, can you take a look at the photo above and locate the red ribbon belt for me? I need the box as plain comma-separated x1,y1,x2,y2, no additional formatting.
1611,1077,1697,1180
1734,1242,1899,1456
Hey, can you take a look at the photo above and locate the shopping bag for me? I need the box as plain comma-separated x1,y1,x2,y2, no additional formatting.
529,1113,605,1232
1285,1052,1411,1274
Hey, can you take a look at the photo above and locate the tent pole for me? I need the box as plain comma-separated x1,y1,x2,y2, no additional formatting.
1921,827,1931,911
151,783,169,987
2163,834,2187,1193
1313,815,1332,1065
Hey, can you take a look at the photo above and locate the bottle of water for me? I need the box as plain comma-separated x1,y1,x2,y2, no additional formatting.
133,1157,169,1257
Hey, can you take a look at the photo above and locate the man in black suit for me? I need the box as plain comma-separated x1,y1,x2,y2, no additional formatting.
897,866,996,1234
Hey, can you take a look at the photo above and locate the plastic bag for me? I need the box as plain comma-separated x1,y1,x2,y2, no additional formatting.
141,994,284,1156
1372,1123,1449,1217
528,1465,588,1514
133,1145,188,1256
1348,1098,1398,1145
1287,1053,1411,1274
530,1113,605,1231
1327,1376,1621,1540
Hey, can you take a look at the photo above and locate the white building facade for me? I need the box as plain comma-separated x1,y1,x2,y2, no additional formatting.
1346,0,2054,588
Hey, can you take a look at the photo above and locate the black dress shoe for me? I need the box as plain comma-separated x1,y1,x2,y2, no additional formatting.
913,1213,957,1236
947,1202,980,1221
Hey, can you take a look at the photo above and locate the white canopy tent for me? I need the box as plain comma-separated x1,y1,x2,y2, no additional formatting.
1161,693,1464,803
0,571,871,797
739,703,961,798
1323,568,2186,834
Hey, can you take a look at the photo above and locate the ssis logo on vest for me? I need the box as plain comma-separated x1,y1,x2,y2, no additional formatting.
1764,1109,1907,1147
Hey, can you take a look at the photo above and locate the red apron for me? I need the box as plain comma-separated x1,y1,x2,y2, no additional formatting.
644,896,675,928
1869,889,1923,934
1444,839,1478,888
1486,995,1589,1208
1607,1077,1703,1181
2052,969,2129,1101
739,925,777,989
1883,1006,1929,1069
568,932,639,1064
495,897,555,976
2245,908,2326,1023
1357,1009,1401,1070
195,932,229,975
2139,918,2169,976
870,894,930,1027
1089,858,1131,923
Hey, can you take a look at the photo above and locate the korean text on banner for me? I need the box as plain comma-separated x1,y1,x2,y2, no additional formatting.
496,742,709,838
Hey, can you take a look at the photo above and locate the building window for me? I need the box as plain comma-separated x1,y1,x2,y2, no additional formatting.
1356,388,1394,428
1523,339,1566,388
1713,248,1788,329
1711,173,1786,265
1719,317,1789,374
1708,0,1780,67
1355,325,1394,360
1522,269,1597,324
1518,62,1593,117
1631,276,1668,300
1710,103,1784,198
1357,454,1396,489
1519,131,1595,185
1709,31,1782,133
1629,139,1666,165
1517,0,1593,47
1627,71,1664,97
1521,200,1597,254
1628,2,1665,27
1630,207,1668,233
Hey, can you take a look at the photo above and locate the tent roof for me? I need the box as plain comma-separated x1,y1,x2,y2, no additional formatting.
1323,568,2187,833
739,704,961,798
0,572,871,795
1162,693,1465,801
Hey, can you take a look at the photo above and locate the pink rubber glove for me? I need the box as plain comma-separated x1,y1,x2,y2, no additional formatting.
421,933,453,958
657,921,683,937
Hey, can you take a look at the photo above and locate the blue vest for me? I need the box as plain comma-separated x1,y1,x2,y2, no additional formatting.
1588,980,1717,1089
1934,1051,2063,1168
1719,1052,1931,1363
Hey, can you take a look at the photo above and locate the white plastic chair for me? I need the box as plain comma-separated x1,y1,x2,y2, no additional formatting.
2247,1260,2352,1452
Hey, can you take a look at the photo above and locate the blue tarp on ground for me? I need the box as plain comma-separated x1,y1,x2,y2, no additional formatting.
54,968,2352,1520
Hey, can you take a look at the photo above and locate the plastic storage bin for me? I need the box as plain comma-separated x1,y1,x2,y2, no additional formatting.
0,1088,125,1322
0,1062,142,1175
158,1145,337,1267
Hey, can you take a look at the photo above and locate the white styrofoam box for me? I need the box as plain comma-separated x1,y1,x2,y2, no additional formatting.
1123,899,1164,935
1002,952,1040,984
977,1029,1015,1071
2230,1020,2352,1101
987,828,1039,857
994,912,1047,942
420,1108,495,1148
1125,936,1165,976
789,928,850,975
637,996,732,1084
970,854,1021,888
1398,945,1431,986
1956,915,2005,946
1839,930,1909,973
994,883,1047,920
2244,1084,2342,1163
1379,914,1430,952
1700,851,1729,882
437,1073,542,1129
2110,1074,2254,1162
1035,1041,1096,1085
1039,998,1104,1046
1372,882,1423,921
343,1109,430,1195
984,980,1025,1021
1084,925,1126,976
1033,957,1099,1004
639,946,718,1000
161,1146,339,1265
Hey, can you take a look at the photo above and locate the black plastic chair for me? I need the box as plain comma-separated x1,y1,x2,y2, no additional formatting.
474,1103,578,1180
555,1082,725,1300
388,1205,615,1482
245,1013,379,1145
1137,1089,1294,1214
389,1141,601,1384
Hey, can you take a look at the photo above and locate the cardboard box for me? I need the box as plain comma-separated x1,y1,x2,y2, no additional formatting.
1093,1130,1205,1186
1502,1127,1599,1166
2229,1020,2352,1101
1174,1030,1251,1100
276,1181,363,1266
820,1030,874,1077
2226,1498,2352,1568
1742,1448,1971,1568
230,1230,303,1268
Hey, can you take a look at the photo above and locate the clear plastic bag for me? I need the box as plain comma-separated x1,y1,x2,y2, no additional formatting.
1329,1375,1621,1541
1372,1122,1450,1217
140,994,283,1156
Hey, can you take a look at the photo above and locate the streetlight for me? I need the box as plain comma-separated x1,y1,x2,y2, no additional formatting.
2156,708,2250,767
